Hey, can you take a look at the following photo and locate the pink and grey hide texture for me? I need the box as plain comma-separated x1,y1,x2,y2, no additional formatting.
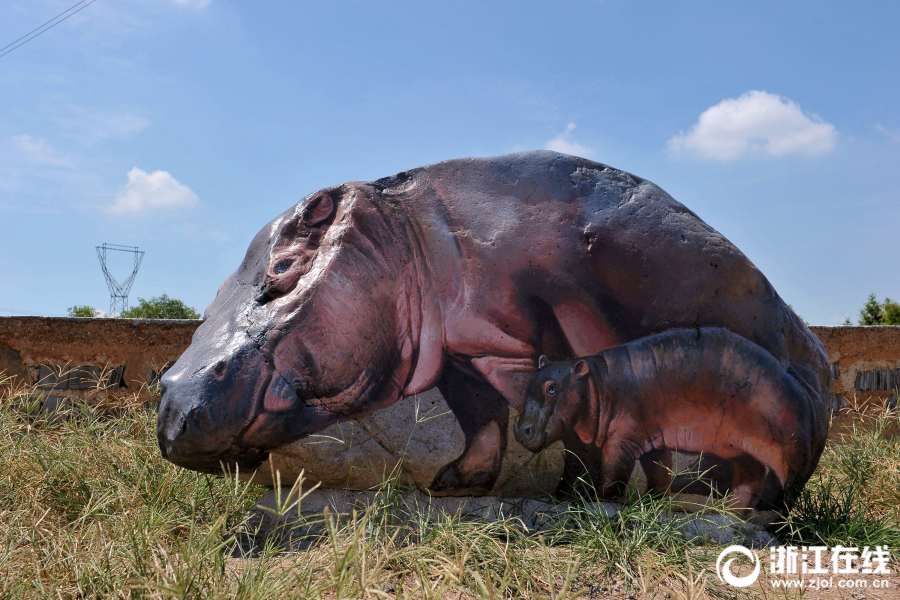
515,328,822,510
157,151,829,503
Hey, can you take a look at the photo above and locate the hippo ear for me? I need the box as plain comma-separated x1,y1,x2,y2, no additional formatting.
302,193,335,227
538,355,550,369
571,359,589,379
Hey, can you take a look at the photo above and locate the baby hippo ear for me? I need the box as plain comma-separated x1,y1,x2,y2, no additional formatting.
538,355,550,369
302,193,335,227
571,359,590,379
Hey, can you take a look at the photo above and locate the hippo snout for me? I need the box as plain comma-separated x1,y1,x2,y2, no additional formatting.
157,344,269,472
513,415,547,452
156,317,299,473
156,319,344,474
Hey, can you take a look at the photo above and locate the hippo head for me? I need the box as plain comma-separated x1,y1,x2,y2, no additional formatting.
514,355,597,452
157,180,424,473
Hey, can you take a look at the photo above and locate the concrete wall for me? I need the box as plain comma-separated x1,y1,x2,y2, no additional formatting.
1,317,897,402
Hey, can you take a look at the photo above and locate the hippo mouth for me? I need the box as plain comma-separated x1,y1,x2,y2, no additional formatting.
156,368,278,474
157,439,270,474
157,344,343,475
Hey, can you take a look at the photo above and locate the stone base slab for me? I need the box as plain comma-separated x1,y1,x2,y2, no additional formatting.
245,486,778,551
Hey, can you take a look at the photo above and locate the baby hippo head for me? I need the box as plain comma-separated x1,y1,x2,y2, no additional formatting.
514,355,592,452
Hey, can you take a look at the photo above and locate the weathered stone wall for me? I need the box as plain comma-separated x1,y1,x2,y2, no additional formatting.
810,326,900,406
0,316,200,390
1,318,897,401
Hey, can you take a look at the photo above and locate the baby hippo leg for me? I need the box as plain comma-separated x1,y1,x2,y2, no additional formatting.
730,455,767,512
640,448,673,495
601,439,645,498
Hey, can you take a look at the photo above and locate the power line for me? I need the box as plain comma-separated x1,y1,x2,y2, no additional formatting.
0,0,99,60
0,0,90,53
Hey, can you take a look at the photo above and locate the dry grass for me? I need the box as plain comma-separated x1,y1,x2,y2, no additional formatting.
773,401,900,547
1,374,898,599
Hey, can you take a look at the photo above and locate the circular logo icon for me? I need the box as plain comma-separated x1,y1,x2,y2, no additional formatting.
716,545,761,588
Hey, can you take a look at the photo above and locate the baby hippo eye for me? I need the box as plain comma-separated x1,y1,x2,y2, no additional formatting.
547,384,557,396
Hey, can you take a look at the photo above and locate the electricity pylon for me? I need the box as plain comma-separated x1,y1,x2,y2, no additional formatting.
96,243,144,316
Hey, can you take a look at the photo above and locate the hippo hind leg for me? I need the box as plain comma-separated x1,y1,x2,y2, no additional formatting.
670,452,734,498
640,450,736,499
429,361,508,495
730,454,767,512
756,468,786,511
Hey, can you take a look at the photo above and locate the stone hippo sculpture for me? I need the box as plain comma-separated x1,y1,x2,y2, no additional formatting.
513,328,821,509
157,150,829,496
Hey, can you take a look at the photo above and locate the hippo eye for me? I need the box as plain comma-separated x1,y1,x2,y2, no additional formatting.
547,384,557,396
274,258,293,274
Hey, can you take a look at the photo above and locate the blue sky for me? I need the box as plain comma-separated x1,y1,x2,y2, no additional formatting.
1,0,898,324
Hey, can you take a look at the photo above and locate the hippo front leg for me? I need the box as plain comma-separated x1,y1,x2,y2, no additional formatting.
429,361,509,495
600,437,645,499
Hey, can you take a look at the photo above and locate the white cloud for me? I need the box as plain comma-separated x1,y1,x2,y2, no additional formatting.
544,123,596,158
11,134,72,167
667,91,837,160
108,167,199,213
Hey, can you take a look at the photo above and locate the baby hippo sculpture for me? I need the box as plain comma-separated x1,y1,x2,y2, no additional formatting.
157,150,829,498
514,328,819,509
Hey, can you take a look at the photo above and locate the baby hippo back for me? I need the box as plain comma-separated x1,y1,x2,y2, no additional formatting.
603,328,815,475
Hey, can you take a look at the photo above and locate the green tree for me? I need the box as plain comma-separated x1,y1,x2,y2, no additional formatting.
886,300,900,325
67,305,99,317
120,294,201,319
857,293,900,326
